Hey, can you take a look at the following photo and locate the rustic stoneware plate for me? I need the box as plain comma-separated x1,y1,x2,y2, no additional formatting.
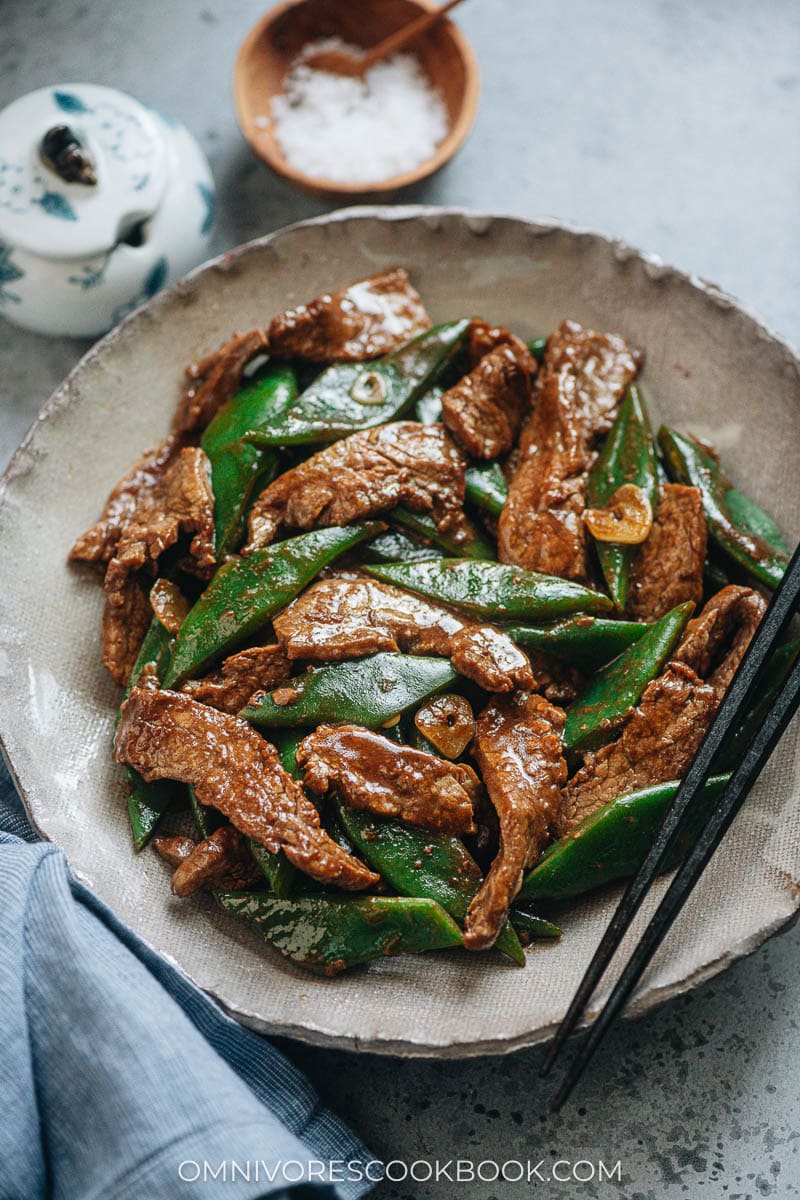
2,207,800,1057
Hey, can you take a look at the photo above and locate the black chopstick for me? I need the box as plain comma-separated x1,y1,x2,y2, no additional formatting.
541,539,800,1095
550,644,800,1110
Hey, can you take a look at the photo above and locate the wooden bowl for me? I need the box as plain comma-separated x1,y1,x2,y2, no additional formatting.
233,0,480,201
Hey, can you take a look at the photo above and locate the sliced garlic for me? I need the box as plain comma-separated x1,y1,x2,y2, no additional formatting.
585,483,653,545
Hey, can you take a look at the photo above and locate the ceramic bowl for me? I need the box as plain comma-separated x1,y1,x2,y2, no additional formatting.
2,207,800,1056
234,0,480,201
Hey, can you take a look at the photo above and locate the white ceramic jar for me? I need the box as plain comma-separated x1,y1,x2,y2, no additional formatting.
0,83,215,337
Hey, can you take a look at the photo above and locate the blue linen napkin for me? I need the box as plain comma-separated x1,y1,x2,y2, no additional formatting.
0,755,378,1200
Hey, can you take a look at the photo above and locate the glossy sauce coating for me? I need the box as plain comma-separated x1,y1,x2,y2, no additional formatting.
174,329,270,434
499,320,640,580
298,724,480,834
115,688,379,890
154,826,262,897
627,484,707,620
70,432,185,566
101,447,216,684
558,585,766,835
673,583,767,695
245,421,469,551
464,693,567,951
182,644,292,714
441,331,534,460
557,663,718,836
273,575,534,693
267,268,431,363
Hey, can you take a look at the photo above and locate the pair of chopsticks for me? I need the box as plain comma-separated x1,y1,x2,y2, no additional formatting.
543,540,800,1110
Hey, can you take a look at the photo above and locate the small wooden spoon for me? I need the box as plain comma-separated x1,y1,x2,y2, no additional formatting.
303,0,468,77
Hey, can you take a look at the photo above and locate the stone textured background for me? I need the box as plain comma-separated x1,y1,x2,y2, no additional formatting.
2,1,799,1196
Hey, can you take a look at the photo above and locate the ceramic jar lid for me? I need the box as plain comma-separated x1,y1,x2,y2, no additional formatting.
0,83,169,260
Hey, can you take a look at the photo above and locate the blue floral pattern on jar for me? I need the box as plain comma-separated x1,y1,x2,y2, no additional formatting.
0,241,24,304
111,255,168,324
0,90,162,222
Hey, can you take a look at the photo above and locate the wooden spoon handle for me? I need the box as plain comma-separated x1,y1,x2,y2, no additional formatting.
360,0,468,70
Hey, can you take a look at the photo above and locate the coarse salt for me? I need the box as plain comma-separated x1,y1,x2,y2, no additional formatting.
269,38,448,184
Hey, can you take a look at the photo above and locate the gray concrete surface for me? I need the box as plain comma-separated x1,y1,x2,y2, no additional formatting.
2,1,799,1195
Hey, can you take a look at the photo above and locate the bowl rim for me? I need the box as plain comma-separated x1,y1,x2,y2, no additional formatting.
3,204,800,1057
232,0,481,197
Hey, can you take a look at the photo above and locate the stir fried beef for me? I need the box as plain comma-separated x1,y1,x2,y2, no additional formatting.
524,651,585,705
245,421,469,552
467,320,537,372
101,566,152,686
152,835,197,868
173,329,270,434
557,663,718,836
182,644,292,714
464,693,567,950
441,341,534,460
153,833,196,880
115,688,379,890
627,484,707,620
153,826,262,897
70,433,186,566
99,447,216,685
498,320,640,580
674,584,767,694
273,575,534,692
442,319,537,459
267,268,431,363
109,446,215,580
534,320,641,447
556,586,765,836
298,724,480,834
74,262,789,978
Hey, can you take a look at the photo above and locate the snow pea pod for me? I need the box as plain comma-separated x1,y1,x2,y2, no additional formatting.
249,841,295,897
465,461,508,517
123,615,172,700
122,618,182,851
248,729,305,896
270,729,306,777
725,488,789,553
201,363,297,559
414,385,445,424
189,786,224,840
334,803,527,966
509,903,562,942
658,426,789,589
508,616,649,673
520,775,731,902
365,559,613,621
242,321,471,446
563,601,694,754
215,891,463,975
586,386,659,610
242,653,458,729
127,775,179,854
388,507,494,560
163,523,380,686
361,528,441,564
527,335,547,361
